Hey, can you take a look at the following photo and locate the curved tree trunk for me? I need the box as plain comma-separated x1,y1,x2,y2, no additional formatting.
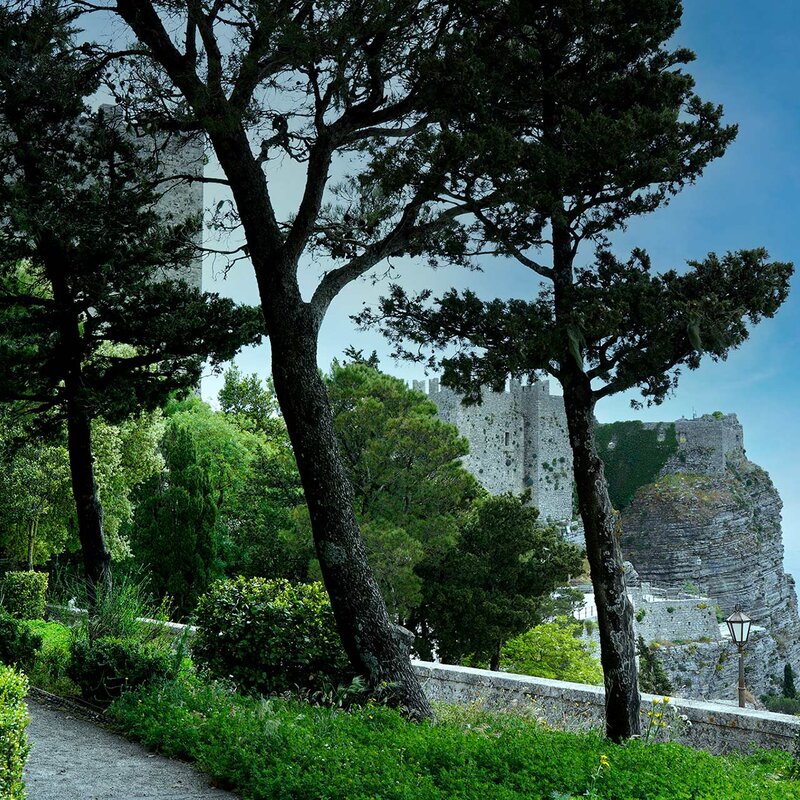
66,394,112,603
560,367,640,741
269,314,433,719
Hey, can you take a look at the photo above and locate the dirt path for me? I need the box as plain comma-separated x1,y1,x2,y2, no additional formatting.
24,699,237,800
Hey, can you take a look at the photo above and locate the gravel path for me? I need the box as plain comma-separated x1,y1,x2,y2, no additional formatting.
24,699,237,799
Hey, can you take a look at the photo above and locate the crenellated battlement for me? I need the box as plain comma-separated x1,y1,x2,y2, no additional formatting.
414,377,573,522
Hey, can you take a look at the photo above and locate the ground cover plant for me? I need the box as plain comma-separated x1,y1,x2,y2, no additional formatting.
110,674,800,800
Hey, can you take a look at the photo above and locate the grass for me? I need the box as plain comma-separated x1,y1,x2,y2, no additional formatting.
109,674,800,800
23,619,79,697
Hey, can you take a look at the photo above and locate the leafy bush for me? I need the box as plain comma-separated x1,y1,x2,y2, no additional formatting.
65,575,181,705
69,635,176,705
0,611,42,671
763,694,800,716
1,571,48,620
501,619,603,684
23,620,77,696
0,665,30,800
110,674,800,800
192,577,352,695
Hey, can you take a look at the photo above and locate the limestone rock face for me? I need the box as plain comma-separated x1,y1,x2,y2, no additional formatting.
620,416,800,697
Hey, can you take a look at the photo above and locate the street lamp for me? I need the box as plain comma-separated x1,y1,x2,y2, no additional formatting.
726,604,752,708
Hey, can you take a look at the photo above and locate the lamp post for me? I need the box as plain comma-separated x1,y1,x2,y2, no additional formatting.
726,604,752,708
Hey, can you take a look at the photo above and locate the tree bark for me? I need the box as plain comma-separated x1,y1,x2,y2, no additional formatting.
560,367,640,741
66,394,112,602
269,313,433,719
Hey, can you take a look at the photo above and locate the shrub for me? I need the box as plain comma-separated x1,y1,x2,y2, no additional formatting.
762,694,800,716
0,611,42,671
1,571,48,620
66,574,181,705
501,619,603,684
0,665,30,800
637,636,674,695
192,577,352,695
23,620,77,697
68,636,176,705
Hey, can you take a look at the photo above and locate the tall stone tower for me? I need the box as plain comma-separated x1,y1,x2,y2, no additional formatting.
414,378,574,522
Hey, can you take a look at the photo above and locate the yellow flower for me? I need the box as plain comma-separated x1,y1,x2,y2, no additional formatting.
662,696,671,704
599,754,610,768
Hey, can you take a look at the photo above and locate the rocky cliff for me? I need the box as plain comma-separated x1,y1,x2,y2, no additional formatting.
610,414,800,700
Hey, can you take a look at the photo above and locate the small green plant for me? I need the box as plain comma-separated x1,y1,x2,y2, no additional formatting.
635,608,646,623
69,636,176,705
0,664,30,800
192,577,352,696
666,606,675,613
501,618,603,685
1,571,48,620
637,636,673,695
0,611,42,671
784,663,797,699
67,574,178,705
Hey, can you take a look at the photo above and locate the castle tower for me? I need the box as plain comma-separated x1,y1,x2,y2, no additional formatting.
416,378,574,522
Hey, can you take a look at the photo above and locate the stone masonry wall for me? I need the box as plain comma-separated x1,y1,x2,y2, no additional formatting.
413,660,800,755
415,379,573,522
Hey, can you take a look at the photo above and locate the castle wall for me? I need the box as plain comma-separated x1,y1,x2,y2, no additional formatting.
416,378,573,522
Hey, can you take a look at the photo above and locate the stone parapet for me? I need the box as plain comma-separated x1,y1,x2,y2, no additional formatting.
412,660,800,754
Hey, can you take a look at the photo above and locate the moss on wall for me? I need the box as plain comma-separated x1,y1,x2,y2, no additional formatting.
596,421,678,509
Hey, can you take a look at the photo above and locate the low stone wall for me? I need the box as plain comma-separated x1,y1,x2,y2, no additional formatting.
412,660,800,755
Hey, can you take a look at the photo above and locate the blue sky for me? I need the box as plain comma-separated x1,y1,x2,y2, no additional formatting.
177,3,800,579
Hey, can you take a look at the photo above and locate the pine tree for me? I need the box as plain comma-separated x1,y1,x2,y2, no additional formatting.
636,637,673,696
784,663,797,700
131,425,219,619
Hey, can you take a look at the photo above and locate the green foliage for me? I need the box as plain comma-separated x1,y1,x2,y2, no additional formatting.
1,571,48,620
0,664,29,800
192,577,352,696
595,422,678,509
501,619,603,685
0,611,42,671
763,695,800,716
637,636,674,696
158,393,303,585
320,362,479,620
110,675,800,800
420,494,583,664
67,576,178,704
0,416,73,568
218,364,283,438
131,423,220,618
68,636,175,706
22,620,77,697
784,663,797,700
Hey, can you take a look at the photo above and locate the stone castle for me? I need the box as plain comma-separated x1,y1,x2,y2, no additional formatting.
418,379,800,702
413,378,573,522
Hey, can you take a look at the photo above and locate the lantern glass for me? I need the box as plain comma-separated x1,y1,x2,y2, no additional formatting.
726,605,752,645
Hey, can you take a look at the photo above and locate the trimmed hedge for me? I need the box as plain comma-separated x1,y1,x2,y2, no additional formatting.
192,577,352,695
0,612,43,671
1,572,48,620
0,665,30,800
69,636,176,705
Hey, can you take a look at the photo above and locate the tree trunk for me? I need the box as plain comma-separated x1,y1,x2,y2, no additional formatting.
27,519,36,571
489,641,502,671
560,368,640,742
269,317,433,719
66,395,112,603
